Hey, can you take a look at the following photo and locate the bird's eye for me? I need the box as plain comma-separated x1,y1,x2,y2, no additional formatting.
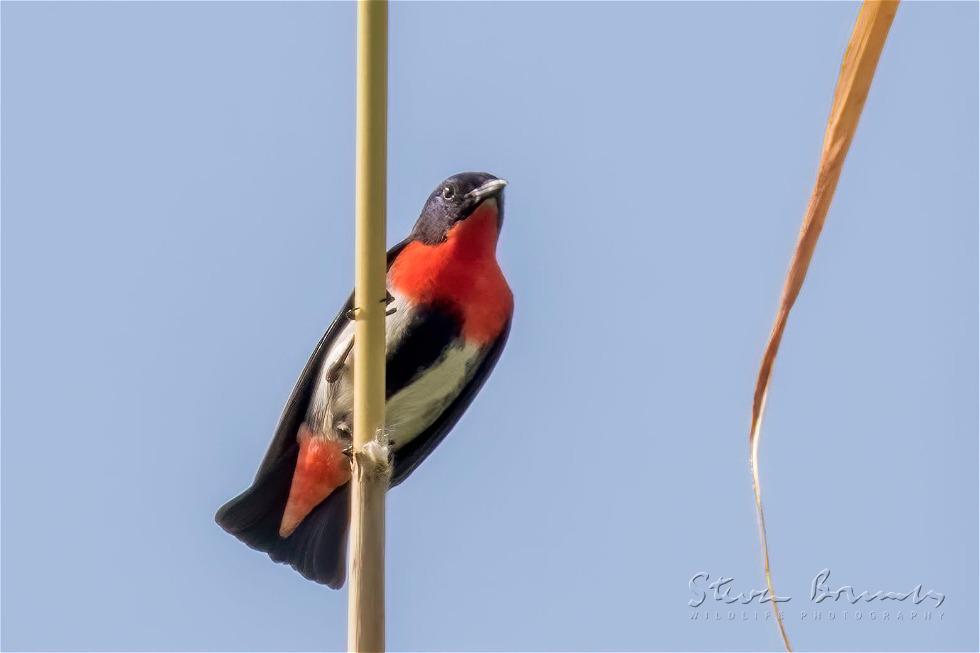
441,186,455,200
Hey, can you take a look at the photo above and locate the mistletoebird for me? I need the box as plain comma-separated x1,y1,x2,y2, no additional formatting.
216,172,513,587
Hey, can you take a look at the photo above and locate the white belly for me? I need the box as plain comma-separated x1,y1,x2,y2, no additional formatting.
308,292,482,447
383,339,480,444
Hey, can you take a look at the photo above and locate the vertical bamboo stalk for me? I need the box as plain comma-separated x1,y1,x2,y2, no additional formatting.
748,2,898,651
348,1,389,652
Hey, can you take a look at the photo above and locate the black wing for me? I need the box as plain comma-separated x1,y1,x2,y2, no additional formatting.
215,240,409,587
252,239,409,480
390,317,512,486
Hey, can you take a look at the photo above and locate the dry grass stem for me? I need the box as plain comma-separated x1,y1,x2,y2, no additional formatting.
747,2,899,651
349,0,388,651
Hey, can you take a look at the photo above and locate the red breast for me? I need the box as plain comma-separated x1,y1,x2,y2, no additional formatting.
389,201,513,344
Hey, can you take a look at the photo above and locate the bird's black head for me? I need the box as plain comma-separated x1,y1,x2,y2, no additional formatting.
411,172,507,245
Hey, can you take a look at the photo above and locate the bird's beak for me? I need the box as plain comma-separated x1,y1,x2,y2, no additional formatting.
464,178,508,204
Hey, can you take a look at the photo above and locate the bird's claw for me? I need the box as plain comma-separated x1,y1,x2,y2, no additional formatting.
346,293,394,321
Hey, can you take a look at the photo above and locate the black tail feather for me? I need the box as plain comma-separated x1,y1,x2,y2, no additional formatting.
215,456,350,589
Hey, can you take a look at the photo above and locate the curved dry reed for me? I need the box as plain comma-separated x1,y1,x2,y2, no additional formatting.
748,3,899,650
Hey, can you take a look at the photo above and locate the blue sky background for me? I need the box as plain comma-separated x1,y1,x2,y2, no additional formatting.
2,2,977,651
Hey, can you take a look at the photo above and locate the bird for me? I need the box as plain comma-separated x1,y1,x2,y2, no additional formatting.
215,172,513,588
